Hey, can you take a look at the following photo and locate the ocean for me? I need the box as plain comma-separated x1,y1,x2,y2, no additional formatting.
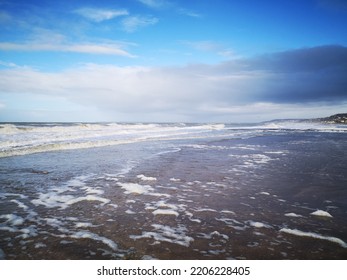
0,121,347,259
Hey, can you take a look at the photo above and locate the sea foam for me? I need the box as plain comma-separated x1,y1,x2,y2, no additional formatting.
130,224,194,247
310,210,333,218
280,228,347,248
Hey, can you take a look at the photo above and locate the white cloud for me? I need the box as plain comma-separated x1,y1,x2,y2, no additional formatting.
0,60,18,68
74,7,129,22
121,16,159,33
178,8,202,18
0,28,136,57
0,41,135,57
137,0,170,9
0,63,252,121
1,45,346,122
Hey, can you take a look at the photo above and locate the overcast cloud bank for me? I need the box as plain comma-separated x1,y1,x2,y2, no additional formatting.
0,45,346,122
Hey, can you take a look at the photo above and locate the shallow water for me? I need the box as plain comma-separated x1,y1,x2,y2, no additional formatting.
1,122,347,259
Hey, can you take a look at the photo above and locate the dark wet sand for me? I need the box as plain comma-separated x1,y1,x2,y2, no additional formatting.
1,132,347,259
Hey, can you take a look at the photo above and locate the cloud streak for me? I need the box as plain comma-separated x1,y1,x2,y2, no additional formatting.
0,41,135,57
137,0,171,9
177,8,202,18
1,45,346,122
121,15,159,33
74,7,129,22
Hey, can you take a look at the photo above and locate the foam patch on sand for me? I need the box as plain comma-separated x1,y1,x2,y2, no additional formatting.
310,210,333,218
185,211,201,223
0,192,27,199
10,199,29,211
75,222,96,228
117,182,154,195
232,144,262,150
197,231,229,240
39,216,119,252
35,242,47,248
0,219,38,239
248,221,272,228
186,144,231,150
152,209,179,217
30,175,110,210
259,192,271,196
216,217,247,231
130,224,194,247
137,174,157,181
117,182,168,197
0,214,25,226
31,193,110,209
280,228,347,248
0,175,126,257
265,151,288,155
194,208,217,212
221,210,236,215
71,231,118,251
231,154,274,168
285,213,303,218
170,178,180,182
146,200,186,218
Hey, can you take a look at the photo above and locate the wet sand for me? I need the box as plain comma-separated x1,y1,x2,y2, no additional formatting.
1,132,347,259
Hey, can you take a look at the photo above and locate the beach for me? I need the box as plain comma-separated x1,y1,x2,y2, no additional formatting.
1,122,347,259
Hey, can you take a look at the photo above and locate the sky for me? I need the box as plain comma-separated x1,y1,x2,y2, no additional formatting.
0,0,347,123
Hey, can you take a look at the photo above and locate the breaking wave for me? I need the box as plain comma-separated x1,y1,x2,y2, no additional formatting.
0,120,345,157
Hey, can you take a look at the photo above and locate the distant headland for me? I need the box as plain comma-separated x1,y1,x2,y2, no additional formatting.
318,113,347,124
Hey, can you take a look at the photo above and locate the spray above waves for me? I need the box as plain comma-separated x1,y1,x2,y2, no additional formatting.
0,123,226,158
0,121,345,158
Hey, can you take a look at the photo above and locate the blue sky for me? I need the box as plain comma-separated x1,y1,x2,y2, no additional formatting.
0,0,347,122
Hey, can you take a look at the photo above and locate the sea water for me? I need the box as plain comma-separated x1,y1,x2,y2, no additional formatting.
1,121,347,259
